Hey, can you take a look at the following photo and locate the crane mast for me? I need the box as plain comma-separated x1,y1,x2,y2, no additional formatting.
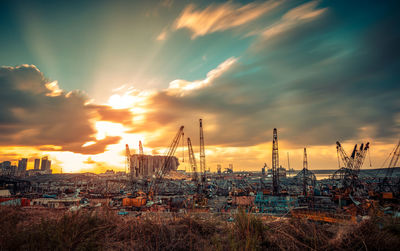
138,140,144,176
126,144,131,175
272,128,279,195
303,147,308,196
182,132,185,164
199,119,206,183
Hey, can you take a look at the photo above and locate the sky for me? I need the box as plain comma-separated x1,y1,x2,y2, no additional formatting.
0,0,399,173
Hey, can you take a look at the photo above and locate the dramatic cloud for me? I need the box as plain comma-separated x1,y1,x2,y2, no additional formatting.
260,1,327,39
127,1,400,149
0,65,129,154
167,57,237,96
174,0,282,38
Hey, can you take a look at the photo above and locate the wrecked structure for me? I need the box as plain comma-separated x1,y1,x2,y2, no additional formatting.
129,154,179,178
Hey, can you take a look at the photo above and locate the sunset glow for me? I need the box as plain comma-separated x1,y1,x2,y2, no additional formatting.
0,0,399,174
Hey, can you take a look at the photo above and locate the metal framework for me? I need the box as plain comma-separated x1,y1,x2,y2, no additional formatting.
334,141,370,190
199,119,206,183
125,144,132,177
303,148,308,196
187,137,198,183
138,140,144,177
272,128,279,195
380,140,400,193
386,140,400,178
150,126,184,195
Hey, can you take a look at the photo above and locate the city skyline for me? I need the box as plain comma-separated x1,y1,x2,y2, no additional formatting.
0,0,399,173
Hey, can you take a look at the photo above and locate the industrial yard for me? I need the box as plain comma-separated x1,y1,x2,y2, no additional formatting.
1,121,400,250
1,0,399,249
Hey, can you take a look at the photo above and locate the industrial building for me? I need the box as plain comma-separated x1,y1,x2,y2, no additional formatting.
129,154,179,178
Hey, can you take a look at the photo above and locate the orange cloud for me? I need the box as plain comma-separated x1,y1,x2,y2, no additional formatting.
261,1,327,39
174,1,282,39
0,65,126,155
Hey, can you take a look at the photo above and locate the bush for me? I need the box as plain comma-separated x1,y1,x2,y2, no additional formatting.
1,206,399,251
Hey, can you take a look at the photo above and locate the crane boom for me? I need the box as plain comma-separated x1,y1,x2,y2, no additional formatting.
187,137,198,183
386,140,400,177
353,142,369,171
336,141,355,169
149,126,184,196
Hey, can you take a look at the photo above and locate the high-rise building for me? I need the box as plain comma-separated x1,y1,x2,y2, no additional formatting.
47,160,51,171
18,158,28,171
34,159,40,170
18,158,28,175
41,156,49,171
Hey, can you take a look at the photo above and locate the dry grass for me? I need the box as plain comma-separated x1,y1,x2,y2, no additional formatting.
0,206,399,251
